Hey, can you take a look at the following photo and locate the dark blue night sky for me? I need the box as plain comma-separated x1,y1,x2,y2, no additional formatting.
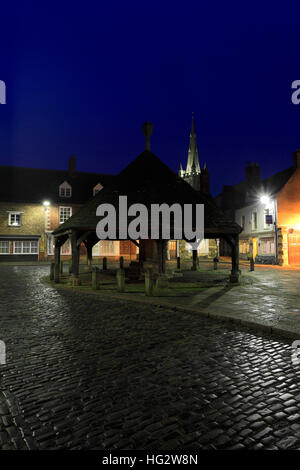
1,1,300,195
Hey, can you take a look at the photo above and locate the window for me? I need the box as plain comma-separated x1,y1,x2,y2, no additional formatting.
9,212,22,226
251,212,257,230
264,209,273,229
0,241,9,254
260,237,275,255
59,181,72,198
59,206,72,224
92,241,100,256
93,183,103,196
239,240,250,254
61,239,71,255
99,240,115,255
13,240,38,254
47,235,54,255
241,215,245,229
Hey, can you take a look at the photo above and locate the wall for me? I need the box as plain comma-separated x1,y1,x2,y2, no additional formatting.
276,167,300,265
0,202,45,236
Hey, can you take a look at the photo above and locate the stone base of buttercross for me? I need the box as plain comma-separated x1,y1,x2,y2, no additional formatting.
68,276,82,286
229,273,240,284
155,275,169,289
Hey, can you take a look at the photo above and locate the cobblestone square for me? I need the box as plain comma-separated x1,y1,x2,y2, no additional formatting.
0,265,300,450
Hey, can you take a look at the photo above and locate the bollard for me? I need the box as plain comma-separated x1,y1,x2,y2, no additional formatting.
145,269,154,296
92,267,100,290
213,257,219,270
155,274,169,289
116,268,125,292
103,257,107,270
250,256,255,271
177,256,181,270
50,262,55,281
60,260,64,274
119,256,124,269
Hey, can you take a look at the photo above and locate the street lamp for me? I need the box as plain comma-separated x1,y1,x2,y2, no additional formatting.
43,200,50,207
260,195,270,205
259,194,278,264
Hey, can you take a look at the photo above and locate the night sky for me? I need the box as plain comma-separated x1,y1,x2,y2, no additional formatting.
1,1,300,195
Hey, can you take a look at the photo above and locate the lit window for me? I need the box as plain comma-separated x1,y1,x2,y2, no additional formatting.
61,239,71,255
239,239,250,254
47,235,54,255
9,212,22,226
59,206,72,224
99,240,115,255
13,240,38,254
59,181,72,198
0,241,9,254
260,237,275,255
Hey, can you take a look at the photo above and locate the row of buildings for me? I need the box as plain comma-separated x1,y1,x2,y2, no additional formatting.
1,116,300,266
0,117,216,263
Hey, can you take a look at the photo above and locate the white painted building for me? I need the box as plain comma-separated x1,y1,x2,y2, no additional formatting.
235,196,277,263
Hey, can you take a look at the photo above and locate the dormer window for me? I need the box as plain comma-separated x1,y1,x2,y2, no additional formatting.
59,181,72,198
93,183,103,196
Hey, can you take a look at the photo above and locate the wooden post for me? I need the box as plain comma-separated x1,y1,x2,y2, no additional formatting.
86,243,93,267
177,256,181,270
50,262,55,281
71,231,80,279
230,234,240,283
54,242,60,283
156,240,166,274
162,240,167,274
116,268,125,292
102,257,107,270
191,249,198,271
119,256,124,269
145,269,154,296
92,267,100,290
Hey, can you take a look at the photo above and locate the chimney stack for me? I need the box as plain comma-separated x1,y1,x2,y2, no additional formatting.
245,161,261,186
293,150,300,168
68,155,76,177
200,164,210,194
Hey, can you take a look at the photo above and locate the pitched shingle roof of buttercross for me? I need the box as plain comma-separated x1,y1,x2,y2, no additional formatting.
53,150,242,237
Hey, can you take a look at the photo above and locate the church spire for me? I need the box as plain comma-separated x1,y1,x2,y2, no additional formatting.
186,113,200,174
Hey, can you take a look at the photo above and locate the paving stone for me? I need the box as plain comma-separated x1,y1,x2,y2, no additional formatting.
277,436,299,450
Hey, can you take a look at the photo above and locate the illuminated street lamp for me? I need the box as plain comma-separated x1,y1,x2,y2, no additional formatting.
43,200,50,207
260,195,270,205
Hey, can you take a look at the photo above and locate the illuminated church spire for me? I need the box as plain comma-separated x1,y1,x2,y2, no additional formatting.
179,114,209,192
186,113,200,174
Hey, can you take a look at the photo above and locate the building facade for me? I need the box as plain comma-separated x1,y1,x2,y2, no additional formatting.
0,157,137,261
217,152,300,266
